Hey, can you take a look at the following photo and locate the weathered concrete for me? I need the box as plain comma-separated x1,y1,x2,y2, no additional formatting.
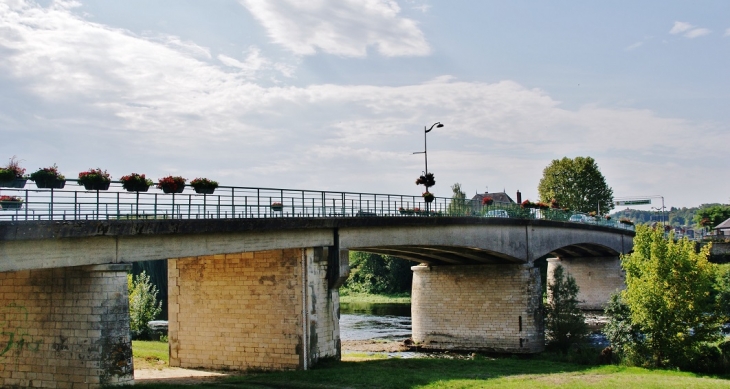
0,264,132,388
411,264,544,353
547,257,625,310
168,248,339,371
0,218,634,271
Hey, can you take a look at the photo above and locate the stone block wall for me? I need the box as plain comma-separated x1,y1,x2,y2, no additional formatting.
0,264,133,388
168,247,339,371
547,257,624,310
411,264,543,353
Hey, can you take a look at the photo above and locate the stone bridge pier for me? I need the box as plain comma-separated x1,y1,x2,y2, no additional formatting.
546,257,625,310
0,264,133,388
168,247,346,371
411,264,544,353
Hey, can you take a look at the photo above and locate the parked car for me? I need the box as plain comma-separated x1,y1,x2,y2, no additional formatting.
569,214,595,224
485,210,510,218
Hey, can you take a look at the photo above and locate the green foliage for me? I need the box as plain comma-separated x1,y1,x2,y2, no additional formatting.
544,265,589,353
446,183,469,216
619,225,722,370
715,264,730,320
538,156,614,214
603,293,643,363
694,204,730,230
343,252,412,295
129,271,163,340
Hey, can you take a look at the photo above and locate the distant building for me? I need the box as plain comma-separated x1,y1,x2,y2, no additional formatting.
717,218,730,236
470,191,516,206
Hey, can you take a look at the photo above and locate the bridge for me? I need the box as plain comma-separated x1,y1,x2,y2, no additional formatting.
0,181,634,387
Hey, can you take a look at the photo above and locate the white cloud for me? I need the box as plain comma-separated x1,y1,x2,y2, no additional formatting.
669,21,693,35
238,0,430,57
669,21,710,38
684,28,710,38
0,1,727,207
625,41,643,51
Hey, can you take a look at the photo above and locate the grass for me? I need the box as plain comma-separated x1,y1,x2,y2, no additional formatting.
339,291,411,304
129,349,730,388
133,340,169,369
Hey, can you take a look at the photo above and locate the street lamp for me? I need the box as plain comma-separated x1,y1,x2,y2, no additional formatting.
413,122,444,184
413,122,444,210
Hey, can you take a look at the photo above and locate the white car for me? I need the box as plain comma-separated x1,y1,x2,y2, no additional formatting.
485,210,509,218
569,214,595,223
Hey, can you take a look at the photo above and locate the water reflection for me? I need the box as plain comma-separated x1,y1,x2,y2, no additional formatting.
340,303,411,341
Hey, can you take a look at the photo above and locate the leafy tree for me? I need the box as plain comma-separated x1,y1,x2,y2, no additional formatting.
538,156,614,214
128,271,163,340
344,252,412,295
694,204,730,230
602,293,643,362
619,226,721,368
544,265,588,353
446,183,469,216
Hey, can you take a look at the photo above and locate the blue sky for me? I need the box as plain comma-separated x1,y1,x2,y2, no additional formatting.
1,0,729,209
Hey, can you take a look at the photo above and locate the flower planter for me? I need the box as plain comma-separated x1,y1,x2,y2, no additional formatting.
423,197,434,203
271,205,283,212
0,178,27,188
83,182,111,191
161,186,185,194
125,184,150,192
0,201,23,210
34,179,66,189
194,188,215,195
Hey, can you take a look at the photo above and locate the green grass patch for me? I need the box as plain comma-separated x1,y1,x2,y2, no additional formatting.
339,292,411,304
132,340,169,363
130,355,730,388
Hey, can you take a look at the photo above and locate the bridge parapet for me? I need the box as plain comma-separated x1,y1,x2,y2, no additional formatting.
0,181,634,233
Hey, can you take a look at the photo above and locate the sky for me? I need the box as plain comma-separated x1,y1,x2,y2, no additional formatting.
1,0,729,209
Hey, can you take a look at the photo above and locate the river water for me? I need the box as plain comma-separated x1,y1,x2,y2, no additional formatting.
340,302,611,348
340,302,412,341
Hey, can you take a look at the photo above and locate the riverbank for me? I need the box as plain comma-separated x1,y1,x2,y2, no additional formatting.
132,341,730,388
339,291,410,304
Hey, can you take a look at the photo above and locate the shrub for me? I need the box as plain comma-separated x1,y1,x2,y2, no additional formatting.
77,168,111,185
0,156,25,181
190,177,219,190
29,164,65,182
120,173,153,191
128,271,163,340
156,176,186,193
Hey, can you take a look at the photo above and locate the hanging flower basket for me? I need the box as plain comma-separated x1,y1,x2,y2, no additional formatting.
157,176,186,194
0,196,23,210
120,173,153,192
190,178,219,194
271,202,283,211
0,157,27,188
78,168,112,191
30,165,66,189
482,197,494,206
422,192,435,203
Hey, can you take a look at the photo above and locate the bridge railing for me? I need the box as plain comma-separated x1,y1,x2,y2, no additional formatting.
0,181,633,231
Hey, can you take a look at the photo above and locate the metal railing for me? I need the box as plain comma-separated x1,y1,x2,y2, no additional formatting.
0,180,634,231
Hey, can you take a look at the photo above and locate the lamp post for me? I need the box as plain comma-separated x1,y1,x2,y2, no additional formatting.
413,122,444,211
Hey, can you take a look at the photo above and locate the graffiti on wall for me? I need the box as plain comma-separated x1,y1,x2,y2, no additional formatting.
0,303,43,361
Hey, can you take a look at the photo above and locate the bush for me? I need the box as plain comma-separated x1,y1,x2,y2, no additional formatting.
129,271,163,340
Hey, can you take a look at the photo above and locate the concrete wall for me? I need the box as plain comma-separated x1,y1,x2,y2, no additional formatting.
547,257,625,310
0,264,132,388
168,248,339,371
411,264,544,353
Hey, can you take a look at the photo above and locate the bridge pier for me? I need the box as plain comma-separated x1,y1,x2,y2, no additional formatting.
0,264,133,388
411,264,544,353
168,247,343,371
547,257,625,310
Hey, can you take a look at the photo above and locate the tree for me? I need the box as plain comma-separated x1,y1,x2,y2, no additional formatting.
344,252,412,295
694,204,730,230
619,225,721,368
544,265,588,353
446,183,469,216
129,271,163,340
538,156,614,214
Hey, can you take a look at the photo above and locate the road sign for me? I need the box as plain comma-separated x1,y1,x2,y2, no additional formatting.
615,199,651,206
